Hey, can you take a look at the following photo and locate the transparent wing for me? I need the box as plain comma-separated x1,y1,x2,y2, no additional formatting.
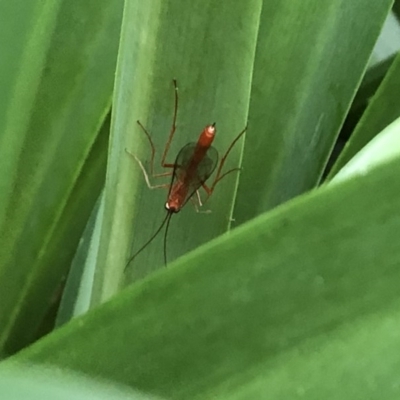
169,142,218,205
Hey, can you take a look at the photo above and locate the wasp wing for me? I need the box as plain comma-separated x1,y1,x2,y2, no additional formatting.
169,142,218,206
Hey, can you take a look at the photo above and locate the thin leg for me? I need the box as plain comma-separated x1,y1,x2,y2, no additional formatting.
125,149,171,190
202,167,242,195
189,196,200,213
160,79,179,167
196,189,203,207
190,190,212,214
202,125,247,200
136,120,176,174
136,79,179,173
136,120,156,176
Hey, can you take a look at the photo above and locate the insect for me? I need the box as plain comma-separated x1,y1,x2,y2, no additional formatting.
125,80,246,270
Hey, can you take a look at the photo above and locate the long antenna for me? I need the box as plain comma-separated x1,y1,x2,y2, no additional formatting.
163,212,173,266
124,211,172,271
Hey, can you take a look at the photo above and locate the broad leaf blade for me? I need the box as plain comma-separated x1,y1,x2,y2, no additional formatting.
9,152,400,399
328,50,400,178
0,364,159,400
233,0,394,224
55,190,105,327
0,0,62,228
0,0,123,355
331,116,400,184
92,0,261,303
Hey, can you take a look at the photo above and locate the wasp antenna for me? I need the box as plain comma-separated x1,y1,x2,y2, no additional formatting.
125,211,171,272
163,212,173,267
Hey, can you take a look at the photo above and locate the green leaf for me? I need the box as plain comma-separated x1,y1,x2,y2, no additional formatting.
328,50,400,178
349,54,396,114
55,190,105,327
9,152,400,399
0,0,122,355
233,0,394,224
0,363,160,400
2,2,400,399
0,0,62,228
92,0,261,303
330,116,400,184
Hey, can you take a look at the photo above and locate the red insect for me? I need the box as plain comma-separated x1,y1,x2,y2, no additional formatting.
125,80,246,270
